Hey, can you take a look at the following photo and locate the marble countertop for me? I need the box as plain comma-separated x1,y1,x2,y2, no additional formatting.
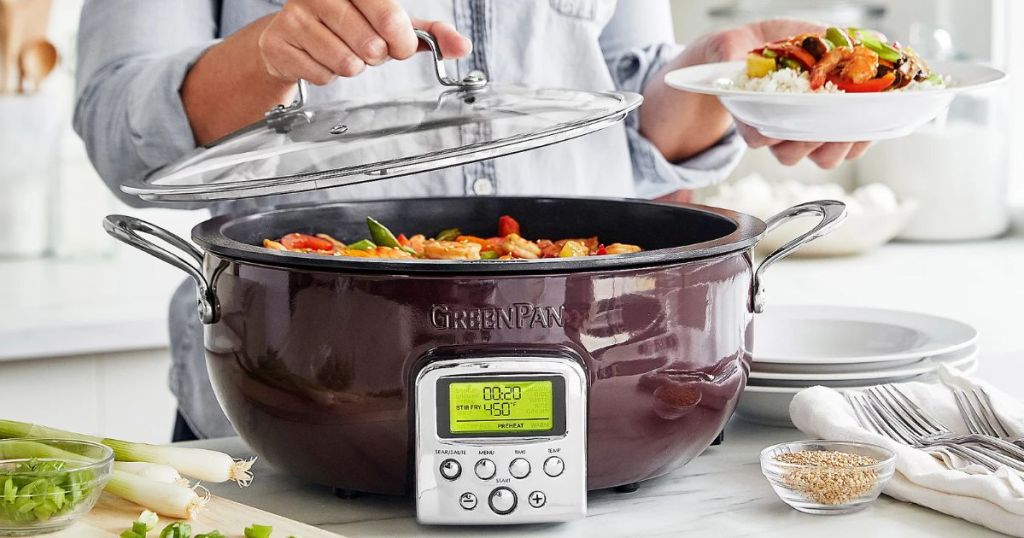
193,420,1004,537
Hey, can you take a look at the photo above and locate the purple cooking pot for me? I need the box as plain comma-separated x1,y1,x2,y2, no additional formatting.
104,196,844,495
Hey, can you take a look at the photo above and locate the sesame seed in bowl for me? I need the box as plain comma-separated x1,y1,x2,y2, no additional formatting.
760,440,896,515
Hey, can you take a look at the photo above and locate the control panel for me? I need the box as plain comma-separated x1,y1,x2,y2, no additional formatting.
414,357,587,525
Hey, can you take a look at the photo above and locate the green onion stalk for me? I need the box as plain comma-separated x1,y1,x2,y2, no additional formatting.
1,440,207,521
0,420,254,487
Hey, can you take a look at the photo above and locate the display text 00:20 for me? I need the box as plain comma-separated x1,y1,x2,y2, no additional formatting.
481,385,523,401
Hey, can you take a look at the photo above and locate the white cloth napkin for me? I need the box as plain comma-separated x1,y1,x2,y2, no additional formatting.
790,366,1024,536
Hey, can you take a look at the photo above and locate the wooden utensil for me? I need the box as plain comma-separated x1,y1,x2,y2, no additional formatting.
0,0,52,93
49,492,345,537
17,37,55,93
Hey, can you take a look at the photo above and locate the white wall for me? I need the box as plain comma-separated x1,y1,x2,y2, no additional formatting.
45,0,204,261
1,350,177,444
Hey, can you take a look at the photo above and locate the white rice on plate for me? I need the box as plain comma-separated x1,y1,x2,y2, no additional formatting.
718,67,948,94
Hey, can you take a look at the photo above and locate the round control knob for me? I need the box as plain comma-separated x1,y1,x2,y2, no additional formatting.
509,458,531,479
543,456,565,477
439,459,461,481
488,487,517,515
475,458,496,480
459,492,477,510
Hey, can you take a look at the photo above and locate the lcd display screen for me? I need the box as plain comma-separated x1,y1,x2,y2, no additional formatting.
438,376,566,438
449,380,552,433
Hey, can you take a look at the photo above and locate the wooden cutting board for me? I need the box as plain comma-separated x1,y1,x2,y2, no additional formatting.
40,492,344,538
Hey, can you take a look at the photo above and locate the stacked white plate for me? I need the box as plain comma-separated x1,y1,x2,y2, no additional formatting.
737,305,979,427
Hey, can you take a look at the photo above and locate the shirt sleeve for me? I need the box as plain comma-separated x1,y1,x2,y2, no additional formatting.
599,1,745,199
73,0,220,207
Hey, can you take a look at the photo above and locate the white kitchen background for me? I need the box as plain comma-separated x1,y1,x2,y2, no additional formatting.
1,0,1021,443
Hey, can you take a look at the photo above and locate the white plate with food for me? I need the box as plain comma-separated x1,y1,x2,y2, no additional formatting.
753,305,978,365
737,359,978,427
663,27,1005,142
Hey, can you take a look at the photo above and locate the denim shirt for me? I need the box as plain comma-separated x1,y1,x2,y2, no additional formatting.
75,0,744,438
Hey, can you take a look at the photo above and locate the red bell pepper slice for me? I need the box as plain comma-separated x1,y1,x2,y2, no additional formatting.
281,233,334,252
829,72,896,93
498,215,520,237
766,43,817,70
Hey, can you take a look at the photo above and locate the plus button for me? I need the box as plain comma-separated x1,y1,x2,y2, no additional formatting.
528,490,547,508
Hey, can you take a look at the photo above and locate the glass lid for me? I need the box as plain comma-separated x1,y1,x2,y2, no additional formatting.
122,30,643,202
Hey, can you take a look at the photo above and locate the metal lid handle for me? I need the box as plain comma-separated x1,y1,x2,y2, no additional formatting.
413,29,487,89
751,200,847,313
268,29,487,117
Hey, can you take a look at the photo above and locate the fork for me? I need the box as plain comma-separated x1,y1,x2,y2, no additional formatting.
845,391,1003,472
866,385,1024,471
947,384,1024,449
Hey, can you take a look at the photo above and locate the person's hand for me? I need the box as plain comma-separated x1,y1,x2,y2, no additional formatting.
258,0,472,85
680,19,870,169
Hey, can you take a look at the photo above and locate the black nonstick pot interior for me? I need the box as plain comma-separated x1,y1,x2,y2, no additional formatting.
193,197,765,274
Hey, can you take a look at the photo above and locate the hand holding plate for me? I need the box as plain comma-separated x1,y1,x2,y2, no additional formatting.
679,19,872,168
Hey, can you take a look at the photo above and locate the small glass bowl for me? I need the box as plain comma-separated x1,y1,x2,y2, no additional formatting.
0,439,113,536
760,440,896,515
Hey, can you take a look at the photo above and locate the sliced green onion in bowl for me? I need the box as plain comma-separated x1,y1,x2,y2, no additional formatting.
0,438,113,532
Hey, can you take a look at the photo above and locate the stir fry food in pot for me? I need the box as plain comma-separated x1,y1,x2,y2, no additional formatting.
262,215,642,260
743,26,943,93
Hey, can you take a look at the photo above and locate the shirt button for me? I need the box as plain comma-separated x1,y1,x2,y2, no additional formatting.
472,178,495,195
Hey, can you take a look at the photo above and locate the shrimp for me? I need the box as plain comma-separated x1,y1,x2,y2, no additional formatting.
338,247,413,259
423,240,482,260
810,45,878,89
370,247,415,259
403,234,427,255
501,233,541,259
605,243,641,255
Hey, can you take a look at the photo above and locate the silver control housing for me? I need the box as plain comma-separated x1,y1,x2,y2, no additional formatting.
415,357,587,525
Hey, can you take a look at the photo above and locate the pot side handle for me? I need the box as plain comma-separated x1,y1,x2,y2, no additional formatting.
751,200,847,314
103,215,219,324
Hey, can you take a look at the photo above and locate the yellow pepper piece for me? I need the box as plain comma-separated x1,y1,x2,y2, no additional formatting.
559,240,589,258
746,53,777,79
